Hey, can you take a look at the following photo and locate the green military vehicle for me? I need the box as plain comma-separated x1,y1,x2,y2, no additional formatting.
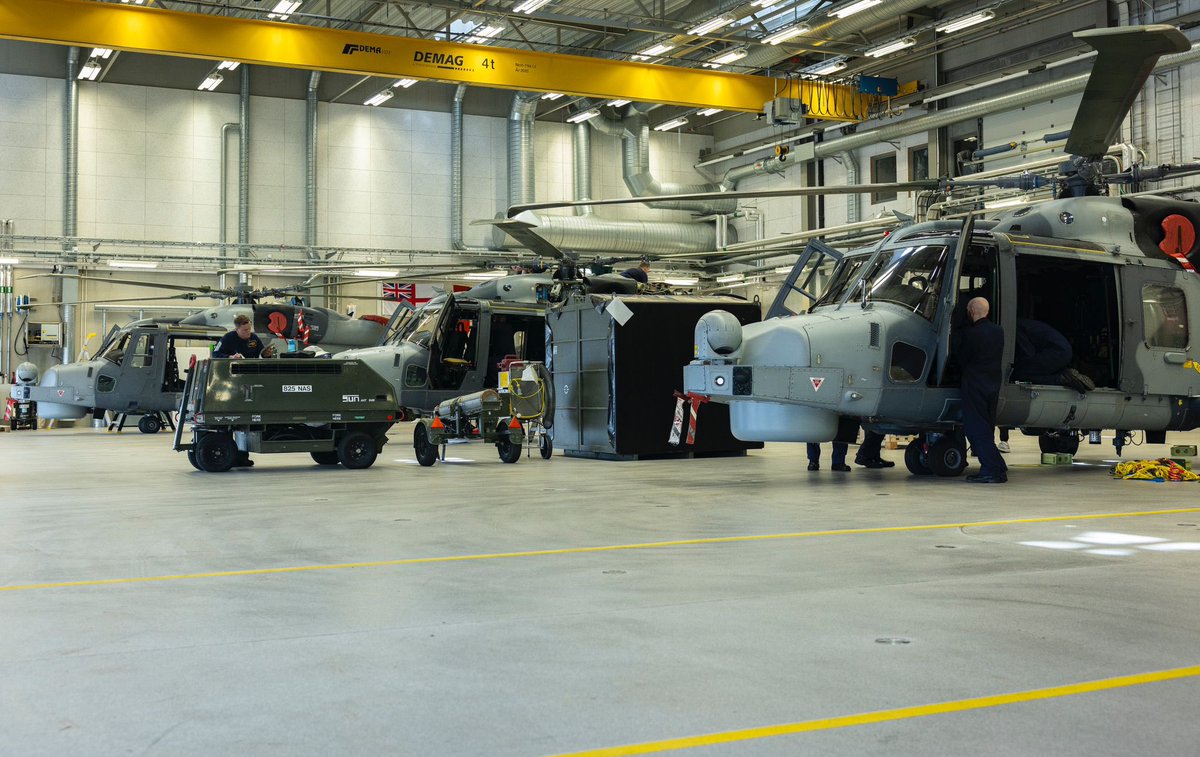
174,357,399,472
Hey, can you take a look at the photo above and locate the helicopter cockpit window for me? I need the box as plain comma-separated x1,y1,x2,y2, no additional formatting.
1142,283,1189,349
865,244,949,321
130,336,155,369
812,256,871,308
101,333,131,365
403,303,445,349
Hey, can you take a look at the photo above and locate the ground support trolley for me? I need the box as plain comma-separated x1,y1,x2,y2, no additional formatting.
174,357,399,472
412,389,530,466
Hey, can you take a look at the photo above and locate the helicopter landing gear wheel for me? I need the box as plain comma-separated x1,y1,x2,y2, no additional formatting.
497,422,523,464
538,432,552,460
337,431,378,469
414,424,438,467
1039,432,1079,455
904,439,932,476
926,436,968,477
310,450,340,466
194,432,238,472
138,414,162,434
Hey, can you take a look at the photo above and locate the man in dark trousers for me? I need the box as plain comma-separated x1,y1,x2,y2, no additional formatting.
1012,318,1094,392
957,296,1007,483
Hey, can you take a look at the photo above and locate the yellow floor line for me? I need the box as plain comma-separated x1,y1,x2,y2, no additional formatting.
546,664,1200,756
3,507,1198,593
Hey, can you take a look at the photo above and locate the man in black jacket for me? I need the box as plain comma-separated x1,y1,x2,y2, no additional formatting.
212,314,265,359
957,297,1007,483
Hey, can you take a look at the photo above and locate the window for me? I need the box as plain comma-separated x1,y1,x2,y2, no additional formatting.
909,145,929,181
890,341,927,383
1142,283,1189,349
870,153,897,203
130,336,154,369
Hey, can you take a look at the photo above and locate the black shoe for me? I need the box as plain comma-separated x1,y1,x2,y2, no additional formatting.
807,461,819,471
234,454,254,468
965,473,1007,484
855,457,895,469
1061,368,1095,393
831,463,851,472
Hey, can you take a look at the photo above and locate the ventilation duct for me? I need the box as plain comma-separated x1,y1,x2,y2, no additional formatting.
452,84,488,250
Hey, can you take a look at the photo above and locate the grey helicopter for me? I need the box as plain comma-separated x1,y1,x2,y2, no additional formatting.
18,272,426,429
510,24,1200,476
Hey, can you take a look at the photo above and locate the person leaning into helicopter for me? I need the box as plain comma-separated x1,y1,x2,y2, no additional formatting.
213,314,269,359
619,259,651,284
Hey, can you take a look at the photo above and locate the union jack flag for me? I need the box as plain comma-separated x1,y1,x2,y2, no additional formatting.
382,282,415,302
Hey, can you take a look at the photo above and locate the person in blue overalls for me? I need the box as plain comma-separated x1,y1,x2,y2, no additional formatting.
213,314,265,359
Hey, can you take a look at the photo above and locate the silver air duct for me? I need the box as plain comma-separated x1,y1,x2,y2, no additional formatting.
305,71,320,261
509,211,718,254
61,48,79,365
573,122,593,216
508,91,540,207
839,151,859,223
720,156,788,190
452,85,488,250
238,65,250,283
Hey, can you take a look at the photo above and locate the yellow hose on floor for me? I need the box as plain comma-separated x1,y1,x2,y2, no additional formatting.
1111,459,1199,482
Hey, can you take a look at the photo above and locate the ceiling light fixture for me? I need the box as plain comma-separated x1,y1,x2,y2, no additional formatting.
937,10,996,34
464,271,506,280
763,24,810,45
633,43,674,60
77,60,102,81
663,277,699,286
353,269,399,278
217,60,240,71
773,266,794,274
653,116,689,131
750,0,779,6
0,257,20,266
566,108,601,124
831,0,882,19
716,273,745,283
464,25,503,45
607,99,631,107
807,58,848,76
703,48,747,68
90,48,113,59
267,1,301,20
865,37,916,58
394,78,418,88
541,92,564,100
198,73,223,91
108,259,158,269
364,89,394,106
513,0,551,13
697,108,723,117
687,16,733,37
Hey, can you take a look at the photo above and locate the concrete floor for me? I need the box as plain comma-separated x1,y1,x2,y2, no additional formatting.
1,423,1199,756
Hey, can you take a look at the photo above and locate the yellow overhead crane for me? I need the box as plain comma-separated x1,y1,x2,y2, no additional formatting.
0,0,872,121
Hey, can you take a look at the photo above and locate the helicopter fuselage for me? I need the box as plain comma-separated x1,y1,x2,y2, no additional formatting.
686,196,1200,443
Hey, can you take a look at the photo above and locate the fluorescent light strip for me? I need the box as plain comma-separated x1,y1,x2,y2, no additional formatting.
663,277,698,286
513,0,550,13
633,43,674,60
364,90,394,106
653,117,689,131
108,260,158,269
90,48,113,59
688,16,733,36
464,25,503,45
267,1,301,20
566,108,601,124
936,10,995,34
750,0,778,6
0,257,19,265
464,271,506,280
541,92,564,100
77,60,102,81
703,48,747,68
831,0,881,19
865,37,916,58
217,60,240,71
394,78,418,88
697,108,723,117
764,24,809,45
198,73,223,91
716,273,744,283
808,58,847,76
607,99,631,107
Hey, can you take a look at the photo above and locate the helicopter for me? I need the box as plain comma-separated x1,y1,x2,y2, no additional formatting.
511,24,1200,477
18,272,440,428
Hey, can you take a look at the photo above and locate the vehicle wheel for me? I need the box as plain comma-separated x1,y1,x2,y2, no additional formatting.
1039,432,1079,455
926,437,967,477
413,423,439,467
904,438,932,475
497,422,523,464
137,414,162,434
195,432,238,472
337,430,378,469
186,448,202,471
310,450,340,466
538,432,553,460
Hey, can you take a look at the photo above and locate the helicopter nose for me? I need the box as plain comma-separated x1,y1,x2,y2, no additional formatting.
34,365,91,420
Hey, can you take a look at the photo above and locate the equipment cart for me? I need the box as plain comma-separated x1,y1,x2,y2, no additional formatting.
175,357,399,472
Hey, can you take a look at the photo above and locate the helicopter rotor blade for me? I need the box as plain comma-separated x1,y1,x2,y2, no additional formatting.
506,182,940,217
22,272,229,296
262,267,496,294
34,293,220,307
1064,25,1190,160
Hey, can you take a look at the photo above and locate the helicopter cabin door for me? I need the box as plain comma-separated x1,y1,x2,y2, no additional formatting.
1118,265,1196,396
427,297,481,392
118,332,162,411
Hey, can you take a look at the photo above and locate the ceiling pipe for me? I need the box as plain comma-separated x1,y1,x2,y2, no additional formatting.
452,84,489,250
573,122,593,216
305,71,320,262
238,65,250,285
